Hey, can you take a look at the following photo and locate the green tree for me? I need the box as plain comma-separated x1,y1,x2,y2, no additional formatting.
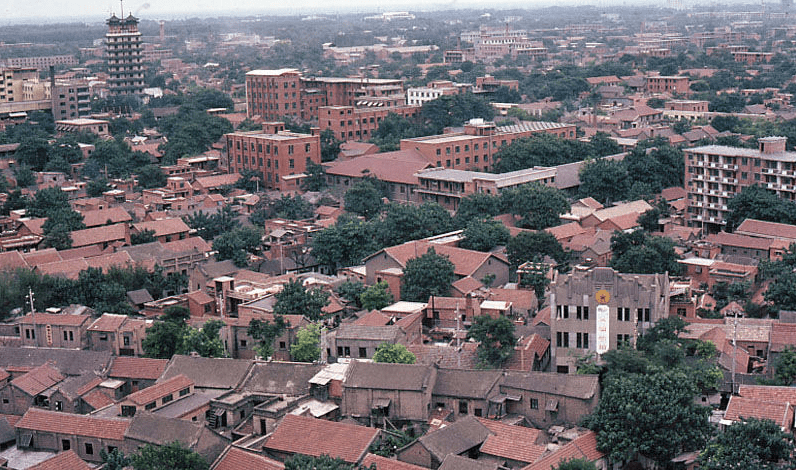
453,192,502,227
578,158,630,205
582,368,713,466
698,418,794,470
725,184,796,231
506,231,568,269
213,226,262,267
344,179,384,219
291,324,321,362
311,215,379,272
337,280,366,308
467,315,516,368
176,319,226,358
302,161,327,191
131,229,157,245
320,128,342,162
248,316,287,359
142,320,187,359
87,178,111,197
400,247,456,301
15,135,50,171
420,93,494,134
13,166,35,188
235,169,265,192
770,346,796,386
459,219,510,252
369,113,427,152
26,187,71,218
554,459,597,470
372,343,416,364
136,164,167,189
359,281,394,311
284,454,370,470
610,231,681,275
374,202,454,247
129,441,208,470
101,448,130,470
272,194,314,220
500,183,569,230
41,207,85,250
273,279,330,321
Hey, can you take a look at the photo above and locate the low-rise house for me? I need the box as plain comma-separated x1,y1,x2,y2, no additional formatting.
15,408,130,463
264,414,379,465
77,207,132,228
521,430,606,470
118,374,194,417
439,454,498,470
107,356,169,396
120,237,212,276
0,347,112,378
86,314,152,356
431,369,502,420
211,446,285,470
342,361,437,425
397,416,491,469
132,218,190,243
332,324,411,360
70,223,130,249
123,414,229,463
158,355,254,392
497,372,600,428
361,453,427,470
0,363,64,415
477,418,546,468
723,395,793,430
18,312,91,349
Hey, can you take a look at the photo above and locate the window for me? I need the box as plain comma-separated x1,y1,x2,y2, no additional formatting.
63,331,68,341
279,341,287,350
637,308,650,322
676,308,687,316
289,159,295,169
85,443,94,455
617,334,630,346
55,400,62,411
576,306,589,320
162,394,173,404
358,347,367,358
474,408,482,417
145,402,156,410
344,346,351,356
617,307,631,321
530,398,539,409
123,336,130,346
337,346,343,356
576,332,589,349
556,331,569,348
62,439,70,451
305,143,311,153
180,388,190,397
69,331,73,341
459,400,468,414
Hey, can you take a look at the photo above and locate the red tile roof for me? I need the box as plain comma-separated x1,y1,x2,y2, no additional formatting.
735,219,796,241
0,250,28,270
544,222,587,241
21,248,62,267
705,232,773,251
133,218,191,237
522,431,603,470
353,310,393,327
0,414,20,427
71,223,128,248
79,207,132,228
85,251,134,271
770,323,796,352
88,313,128,332
162,236,212,253
370,240,506,278
214,446,284,470
724,396,793,427
15,408,130,440
264,414,379,464
477,418,546,464
361,454,427,470
109,357,169,380
11,363,64,396
326,149,432,185
124,374,193,406
19,312,90,327
194,173,241,189
35,258,90,279
81,389,115,410
28,450,92,470
58,245,104,260
738,384,796,405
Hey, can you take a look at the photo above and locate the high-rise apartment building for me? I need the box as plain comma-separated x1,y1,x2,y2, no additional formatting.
685,137,795,232
106,13,144,96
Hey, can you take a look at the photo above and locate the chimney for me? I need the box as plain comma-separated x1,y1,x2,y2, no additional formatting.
159,20,165,41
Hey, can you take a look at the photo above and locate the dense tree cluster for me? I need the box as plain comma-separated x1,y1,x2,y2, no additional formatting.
143,306,226,359
400,247,456,301
0,265,186,320
493,132,620,173
467,315,516,368
725,185,796,232
610,231,681,275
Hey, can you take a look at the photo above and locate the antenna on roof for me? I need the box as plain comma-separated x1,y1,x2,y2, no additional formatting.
120,0,124,17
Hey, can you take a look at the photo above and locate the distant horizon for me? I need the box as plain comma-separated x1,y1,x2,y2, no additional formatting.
0,0,781,25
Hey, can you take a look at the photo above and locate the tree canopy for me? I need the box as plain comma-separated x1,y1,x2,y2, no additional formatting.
273,278,330,321
610,231,681,275
400,247,456,301
467,315,516,368
698,418,794,470
129,442,209,470
291,324,322,362
360,281,394,311
372,343,417,364
725,185,796,232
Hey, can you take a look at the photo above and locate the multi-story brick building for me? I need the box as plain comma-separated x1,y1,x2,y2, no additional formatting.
225,122,321,191
106,13,144,96
318,104,420,142
685,136,794,232
406,80,471,106
52,79,92,120
549,266,670,373
400,119,576,172
245,69,404,122
646,75,689,94
0,67,39,102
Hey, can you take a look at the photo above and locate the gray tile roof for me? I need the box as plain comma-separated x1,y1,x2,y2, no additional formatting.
158,355,253,390
344,361,435,391
417,416,492,462
500,372,599,399
432,369,502,399
239,362,323,396
0,347,112,377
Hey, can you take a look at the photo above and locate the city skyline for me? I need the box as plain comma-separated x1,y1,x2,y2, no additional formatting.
0,0,774,24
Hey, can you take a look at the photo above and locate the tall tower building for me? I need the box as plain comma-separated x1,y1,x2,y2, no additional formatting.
106,12,144,96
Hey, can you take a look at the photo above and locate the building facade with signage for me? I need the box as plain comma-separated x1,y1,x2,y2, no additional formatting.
549,267,670,373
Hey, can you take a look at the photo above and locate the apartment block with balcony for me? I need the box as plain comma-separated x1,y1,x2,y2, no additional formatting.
685,137,795,233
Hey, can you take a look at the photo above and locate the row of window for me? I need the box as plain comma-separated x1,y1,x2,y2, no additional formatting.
555,306,651,322
555,332,590,349
248,79,298,89
234,140,312,155
436,155,490,168
556,305,590,320
62,439,110,455
435,141,496,156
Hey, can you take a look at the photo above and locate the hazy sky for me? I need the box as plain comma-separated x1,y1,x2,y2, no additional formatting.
1,0,496,22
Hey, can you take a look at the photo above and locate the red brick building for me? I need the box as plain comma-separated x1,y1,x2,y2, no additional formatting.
400,119,576,172
646,75,690,94
319,104,420,142
225,122,321,191
245,69,404,122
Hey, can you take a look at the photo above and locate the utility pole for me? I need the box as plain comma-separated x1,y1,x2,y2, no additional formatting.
29,287,38,348
456,303,461,369
731,310,739,394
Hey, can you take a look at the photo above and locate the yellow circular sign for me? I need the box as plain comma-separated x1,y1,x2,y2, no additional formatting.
595,289,610,304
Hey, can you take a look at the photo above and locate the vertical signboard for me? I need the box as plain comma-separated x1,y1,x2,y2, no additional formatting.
595,305,609,354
